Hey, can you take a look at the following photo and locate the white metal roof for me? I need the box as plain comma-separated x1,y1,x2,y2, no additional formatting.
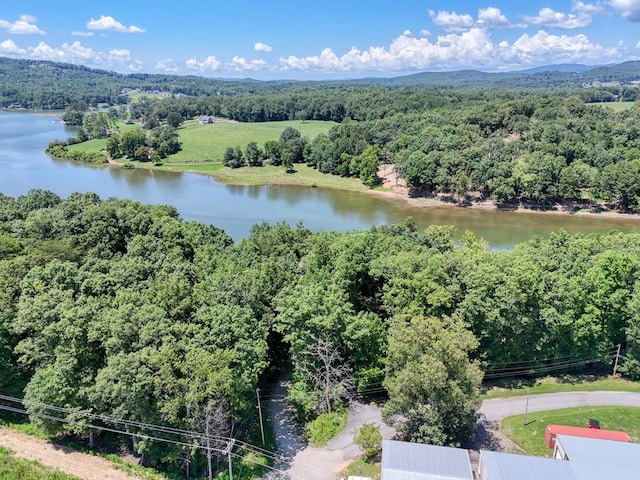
480,450,577,480
382,440,473,480
555,434,640,480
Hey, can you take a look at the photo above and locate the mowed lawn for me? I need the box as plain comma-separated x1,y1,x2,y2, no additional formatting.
502,406,640,457
167,119,336,163
66,119,336,163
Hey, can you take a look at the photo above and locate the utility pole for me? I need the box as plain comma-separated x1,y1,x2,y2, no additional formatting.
613,343,622,377
523,387,530,426
256,388,265,446
223,439,235,480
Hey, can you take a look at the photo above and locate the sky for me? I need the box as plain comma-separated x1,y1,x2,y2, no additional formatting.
1,1,639,80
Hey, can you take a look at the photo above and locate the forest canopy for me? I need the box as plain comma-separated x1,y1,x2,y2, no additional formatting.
2,190,640,476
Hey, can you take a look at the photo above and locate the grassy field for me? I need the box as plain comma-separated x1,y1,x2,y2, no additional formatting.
66,121,140,154
197,163,368,190
502,406,640,457
341,459,381,480
167,119,335,163
588,101,637,111
0,446,79,480
482,375,640,399
67,119,336,164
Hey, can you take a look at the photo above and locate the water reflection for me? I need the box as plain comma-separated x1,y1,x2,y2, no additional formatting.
3,111,640,247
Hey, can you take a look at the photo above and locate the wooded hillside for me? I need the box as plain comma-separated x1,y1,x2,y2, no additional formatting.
2,190,640,476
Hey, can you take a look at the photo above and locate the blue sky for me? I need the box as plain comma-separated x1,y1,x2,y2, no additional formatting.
1,1,639,79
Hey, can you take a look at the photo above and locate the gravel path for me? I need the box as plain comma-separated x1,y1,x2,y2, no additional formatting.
473,391,640,452
265,375,395,480
0,427,151,480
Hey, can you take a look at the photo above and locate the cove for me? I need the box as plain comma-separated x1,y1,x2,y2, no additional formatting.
3,110,640,249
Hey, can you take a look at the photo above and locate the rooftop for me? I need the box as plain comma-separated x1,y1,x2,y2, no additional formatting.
382,440,473,480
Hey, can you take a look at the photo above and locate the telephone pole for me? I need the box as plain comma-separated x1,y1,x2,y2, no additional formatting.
256,388,265,446
223,439,235,480
613,343,622,377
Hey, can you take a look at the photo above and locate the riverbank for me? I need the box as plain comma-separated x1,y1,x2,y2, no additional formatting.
133,161,640,222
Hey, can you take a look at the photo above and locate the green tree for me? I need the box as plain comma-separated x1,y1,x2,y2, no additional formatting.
245,141,263,167
383,314,482,446
354,423,382,460
358,145,382,187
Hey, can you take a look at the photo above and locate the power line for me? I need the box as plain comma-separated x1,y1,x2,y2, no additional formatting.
0,393,282,463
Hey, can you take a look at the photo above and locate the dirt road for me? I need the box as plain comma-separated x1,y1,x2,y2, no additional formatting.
0,427,154,480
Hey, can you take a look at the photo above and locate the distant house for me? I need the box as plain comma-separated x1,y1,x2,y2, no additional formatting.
198,115,215,124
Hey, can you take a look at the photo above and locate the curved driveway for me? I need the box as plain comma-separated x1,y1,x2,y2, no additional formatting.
479,391,640,422
474,391,640,451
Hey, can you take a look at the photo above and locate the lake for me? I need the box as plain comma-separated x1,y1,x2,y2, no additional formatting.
2,110,640,249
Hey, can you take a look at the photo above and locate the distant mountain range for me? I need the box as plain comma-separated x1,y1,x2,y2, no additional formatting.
0,56,639,109
362,61,640,87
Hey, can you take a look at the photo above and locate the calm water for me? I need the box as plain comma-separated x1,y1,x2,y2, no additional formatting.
2,110,640,248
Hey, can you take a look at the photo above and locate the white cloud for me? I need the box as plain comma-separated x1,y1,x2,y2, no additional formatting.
86,15,144,33
429,10,475,32
230,56,267,71
523,7,593,28
186,55,221,72
254,42,273,52
155,59,179,72
477,7,510,28
0,39,26,55
278,28,625,73
108,49,131,60
72,31,94,37
573,1,606,14
506,30,621,63
608,0,640,21
0,15,45,34
0,39,144,71
419,29,431,37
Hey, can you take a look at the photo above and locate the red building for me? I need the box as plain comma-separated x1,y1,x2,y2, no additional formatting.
544,424,633,449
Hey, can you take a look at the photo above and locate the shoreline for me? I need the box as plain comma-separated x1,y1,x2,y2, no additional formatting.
107,159,640,221
362,188,640,221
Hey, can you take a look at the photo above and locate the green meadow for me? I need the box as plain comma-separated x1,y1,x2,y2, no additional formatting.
67,119,336,164
167,119,335,163
502,406,640,457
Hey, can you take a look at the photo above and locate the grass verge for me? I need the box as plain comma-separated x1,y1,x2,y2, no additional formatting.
501,406,640,457
341,458,381,480
0,417,169,479
482,375,640,400
0,446,79,480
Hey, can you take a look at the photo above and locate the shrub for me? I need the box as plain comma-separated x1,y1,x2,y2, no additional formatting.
306,410,348,447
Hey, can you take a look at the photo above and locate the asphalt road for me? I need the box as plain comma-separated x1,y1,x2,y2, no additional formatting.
479,391,640,421
473,391,640,451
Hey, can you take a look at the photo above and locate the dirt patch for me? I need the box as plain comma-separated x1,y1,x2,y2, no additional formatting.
0,427,154,480
377,164,408,195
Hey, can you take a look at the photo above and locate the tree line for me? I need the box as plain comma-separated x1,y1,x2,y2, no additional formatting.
2,190,640,476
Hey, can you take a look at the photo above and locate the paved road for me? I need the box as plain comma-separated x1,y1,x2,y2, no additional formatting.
479,391,640,421
474,391,640,452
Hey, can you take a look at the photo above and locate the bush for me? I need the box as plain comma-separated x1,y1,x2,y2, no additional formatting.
354,423,382,460
306,410,348,447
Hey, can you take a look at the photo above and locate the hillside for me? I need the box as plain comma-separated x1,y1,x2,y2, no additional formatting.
1,57,640,109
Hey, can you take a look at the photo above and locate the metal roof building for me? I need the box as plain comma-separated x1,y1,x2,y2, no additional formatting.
381,440,473,480
554,434,640,480
479,450,577,480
